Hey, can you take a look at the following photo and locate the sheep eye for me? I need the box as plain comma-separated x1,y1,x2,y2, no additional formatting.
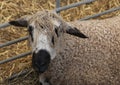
55,28,59,37
51,36,55,45
40,25,44,29
28,25,33,32
28,25,34,41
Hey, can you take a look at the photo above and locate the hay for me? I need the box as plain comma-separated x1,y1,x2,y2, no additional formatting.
0,0,120,84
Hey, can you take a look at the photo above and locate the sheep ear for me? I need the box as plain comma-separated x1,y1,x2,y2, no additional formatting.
66,26,88,38
9,19,28,27
9,15,31,27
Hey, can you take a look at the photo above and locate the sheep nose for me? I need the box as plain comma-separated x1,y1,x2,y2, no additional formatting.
32,49,51,73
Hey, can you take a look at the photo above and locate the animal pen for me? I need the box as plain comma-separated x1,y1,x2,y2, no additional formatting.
0,0,120,84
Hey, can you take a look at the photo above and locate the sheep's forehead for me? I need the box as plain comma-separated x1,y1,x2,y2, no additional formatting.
29,17,53,29
28,11,61,28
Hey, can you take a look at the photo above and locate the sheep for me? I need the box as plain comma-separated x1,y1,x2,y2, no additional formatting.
9,10,120,85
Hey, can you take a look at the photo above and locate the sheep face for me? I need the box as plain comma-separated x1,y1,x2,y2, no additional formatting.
28,12,64,60
9,10,88,73
28,13,65,73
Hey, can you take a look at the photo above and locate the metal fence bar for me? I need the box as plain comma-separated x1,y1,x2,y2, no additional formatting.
0,0,95,29
56,0,61,8
80,6,120,20
56,0,61,13
6,68,31,81
0,36,29,48
0,22,10,29
55,0,96,13
0,51,32,65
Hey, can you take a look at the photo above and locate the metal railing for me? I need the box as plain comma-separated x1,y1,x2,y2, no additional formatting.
0,0,120,81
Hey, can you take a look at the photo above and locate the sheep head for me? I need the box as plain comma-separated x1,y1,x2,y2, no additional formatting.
9,10,88,73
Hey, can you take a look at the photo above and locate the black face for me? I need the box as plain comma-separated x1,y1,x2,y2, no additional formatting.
32,49,51,73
